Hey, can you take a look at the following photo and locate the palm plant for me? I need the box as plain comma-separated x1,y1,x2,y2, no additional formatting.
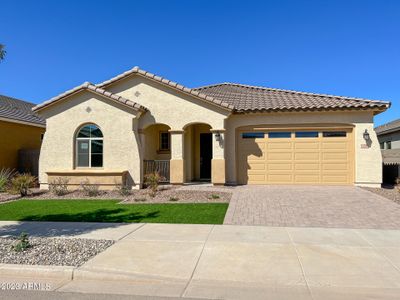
0,44,6,62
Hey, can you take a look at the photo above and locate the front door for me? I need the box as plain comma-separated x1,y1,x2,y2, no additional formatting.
200,133,212,180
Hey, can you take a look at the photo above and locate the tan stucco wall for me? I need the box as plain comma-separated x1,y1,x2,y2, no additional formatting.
38,91,142,189
225,111,382,187
106,76,230,130
143,124,171,160
0,120,44,170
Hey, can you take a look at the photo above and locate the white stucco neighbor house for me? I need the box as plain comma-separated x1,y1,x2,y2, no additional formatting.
33,66,390,189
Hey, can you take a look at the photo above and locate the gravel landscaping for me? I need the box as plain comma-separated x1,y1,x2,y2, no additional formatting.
0,237,114,266
23,185,232,203
0,193,20,203
362,186,400,205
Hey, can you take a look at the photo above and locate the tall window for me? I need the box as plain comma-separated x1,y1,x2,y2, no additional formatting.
76,124,103,167
159,131,170,151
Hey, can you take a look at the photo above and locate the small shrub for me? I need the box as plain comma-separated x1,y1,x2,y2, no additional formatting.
144,172,164,198
169,197,179,202
9,173,36,196
49,177,69,196
12,232,31,252
81,179,100,197
0,168,17,192
115,183,131,196
209,194,220,199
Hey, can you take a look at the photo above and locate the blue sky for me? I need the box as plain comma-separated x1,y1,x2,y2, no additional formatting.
1,0,399,126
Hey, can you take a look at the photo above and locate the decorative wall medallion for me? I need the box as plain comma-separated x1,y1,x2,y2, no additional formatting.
86,107,92,113
134,91,141,97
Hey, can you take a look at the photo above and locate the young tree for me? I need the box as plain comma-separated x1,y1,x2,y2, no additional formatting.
0,44,6,62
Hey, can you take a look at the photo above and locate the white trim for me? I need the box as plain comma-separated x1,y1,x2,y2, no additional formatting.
0,116,45,128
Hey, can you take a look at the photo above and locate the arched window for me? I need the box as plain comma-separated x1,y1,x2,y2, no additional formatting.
76,124,103,167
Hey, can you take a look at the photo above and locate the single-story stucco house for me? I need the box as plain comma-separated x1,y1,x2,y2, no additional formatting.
0,94,45,175
32,67,390,189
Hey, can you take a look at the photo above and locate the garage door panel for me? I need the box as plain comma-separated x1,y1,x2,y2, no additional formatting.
248,163,266,170
268,174,293,183
322,175,348,183
268,152,292,160
295,163,320,170
294,142,319,150
294,174,320,183
238,128,353,185
248,174,267,183
322,141,347,150
322,163,348,171
294,152,320,160
268,163,292,170
268,142,292,150
322,152,348,160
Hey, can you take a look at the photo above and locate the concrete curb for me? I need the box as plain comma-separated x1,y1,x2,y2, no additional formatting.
0,263,75,280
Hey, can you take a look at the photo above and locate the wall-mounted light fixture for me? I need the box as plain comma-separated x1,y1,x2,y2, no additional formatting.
363,129,370,142
215,132,221,142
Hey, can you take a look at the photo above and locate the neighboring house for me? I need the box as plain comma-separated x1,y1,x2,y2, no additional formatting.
33,67,390,190
0,94,46,175
375,119,400,184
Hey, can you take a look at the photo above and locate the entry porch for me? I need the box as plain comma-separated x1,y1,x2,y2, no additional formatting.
140,123,225,187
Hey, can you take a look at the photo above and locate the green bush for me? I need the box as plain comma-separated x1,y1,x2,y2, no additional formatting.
169,197,179,202
209,194,220,199
9,173,36,196
144,172,164,197
49,177,70,196
0,168,17,192
12,232,31,252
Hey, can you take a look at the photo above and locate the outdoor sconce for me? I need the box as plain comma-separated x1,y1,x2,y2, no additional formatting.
363,129,370,142
215,132,221,142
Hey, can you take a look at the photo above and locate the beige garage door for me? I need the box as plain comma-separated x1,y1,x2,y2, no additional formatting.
237,127,354,185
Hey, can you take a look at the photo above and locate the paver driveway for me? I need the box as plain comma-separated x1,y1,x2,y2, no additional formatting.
224,186,400,229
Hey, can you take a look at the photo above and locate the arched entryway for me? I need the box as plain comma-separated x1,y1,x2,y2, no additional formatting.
183,123,212,182
142,123,171,182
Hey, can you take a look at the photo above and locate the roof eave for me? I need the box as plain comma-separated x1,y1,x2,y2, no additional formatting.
33,83,147,113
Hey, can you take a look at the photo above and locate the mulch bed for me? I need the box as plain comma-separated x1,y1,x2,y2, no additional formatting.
0,237,114,267
362,186,400,205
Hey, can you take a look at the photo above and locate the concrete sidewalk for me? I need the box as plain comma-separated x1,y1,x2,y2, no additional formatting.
1,222,400,299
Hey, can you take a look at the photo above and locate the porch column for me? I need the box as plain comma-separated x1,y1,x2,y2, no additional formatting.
211,129,226,185
169,130,184,184
138,129,146,188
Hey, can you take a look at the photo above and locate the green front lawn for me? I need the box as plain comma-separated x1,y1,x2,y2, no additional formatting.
0,200,228,224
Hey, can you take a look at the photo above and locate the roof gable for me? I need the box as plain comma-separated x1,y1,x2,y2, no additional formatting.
97,66,234,111
32,82,147,113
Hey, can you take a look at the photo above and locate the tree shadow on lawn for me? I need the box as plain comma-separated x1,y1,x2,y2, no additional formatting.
0,208,160,238
20,208,160,223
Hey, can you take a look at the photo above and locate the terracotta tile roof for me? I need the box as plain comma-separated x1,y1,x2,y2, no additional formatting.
375,119,400,135
32,82,147,112
382,149,400,165
0,94,45,126
97,66,235,110
194,83,390,113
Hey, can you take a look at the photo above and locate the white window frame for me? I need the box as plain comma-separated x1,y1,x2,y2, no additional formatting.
75,125,103,168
